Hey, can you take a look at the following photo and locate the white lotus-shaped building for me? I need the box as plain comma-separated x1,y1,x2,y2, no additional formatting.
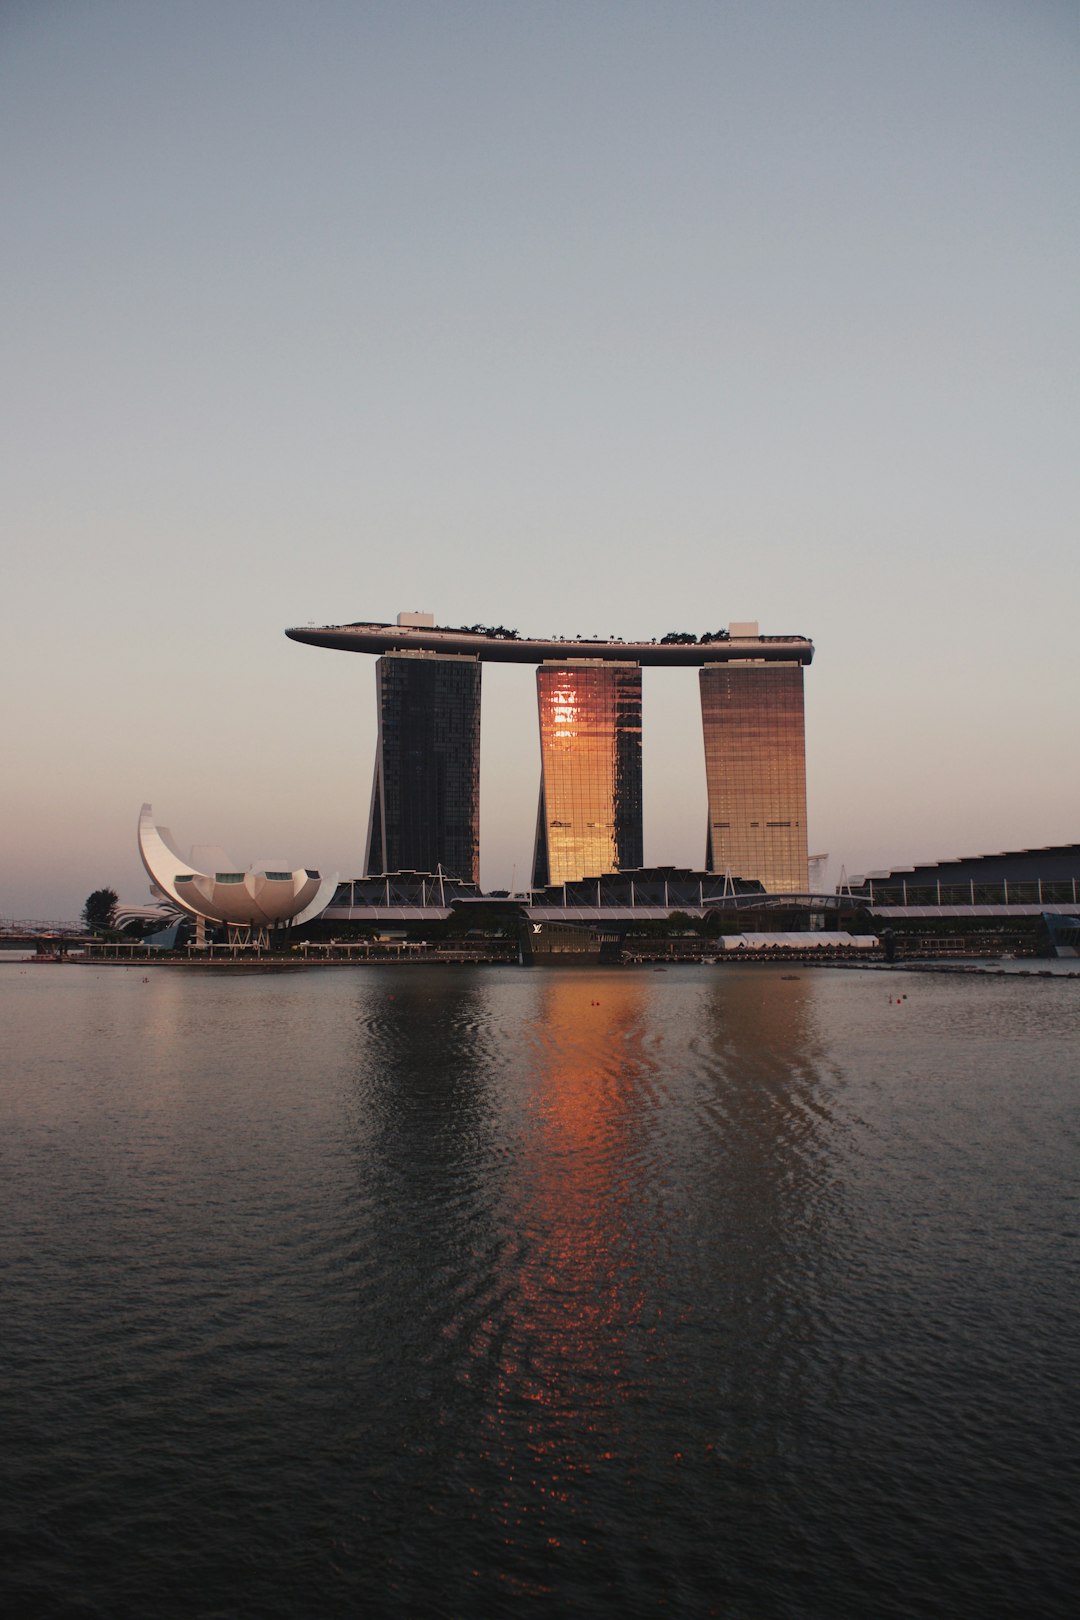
138,805,337,933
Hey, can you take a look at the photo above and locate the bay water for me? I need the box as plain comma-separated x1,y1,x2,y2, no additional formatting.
2,964,1077,1617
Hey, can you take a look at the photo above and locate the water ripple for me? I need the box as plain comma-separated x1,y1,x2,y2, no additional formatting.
2,965,1077,1617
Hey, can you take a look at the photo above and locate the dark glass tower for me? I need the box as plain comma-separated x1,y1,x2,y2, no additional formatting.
532,660,643,887
365,652,481,883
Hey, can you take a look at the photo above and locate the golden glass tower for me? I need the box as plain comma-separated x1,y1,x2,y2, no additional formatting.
532,661,643,887
699,661,808,893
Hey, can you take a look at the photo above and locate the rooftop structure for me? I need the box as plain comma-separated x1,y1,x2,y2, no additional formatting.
842,844,1080,918
286,619,814,667
328,870,482,920
848,843,1080,891
318,867,854,928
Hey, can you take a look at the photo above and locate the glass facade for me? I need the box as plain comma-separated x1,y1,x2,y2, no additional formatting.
330,873,482,909
532,661,643,887
699,661,809,893
365,652,481,883
529,868,765,908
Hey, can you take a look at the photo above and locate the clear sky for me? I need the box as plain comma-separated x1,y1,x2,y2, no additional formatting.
3,0,1078,919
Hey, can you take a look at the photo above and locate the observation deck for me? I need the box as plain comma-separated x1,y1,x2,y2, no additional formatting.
285,621,814,667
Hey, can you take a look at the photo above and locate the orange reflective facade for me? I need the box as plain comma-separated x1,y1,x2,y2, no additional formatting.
533,662,643,887
699,662,808,893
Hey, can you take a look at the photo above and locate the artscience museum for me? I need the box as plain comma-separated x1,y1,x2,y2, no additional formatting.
137,805,337,943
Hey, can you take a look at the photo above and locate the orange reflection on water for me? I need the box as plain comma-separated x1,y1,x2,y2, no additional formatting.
476,972,658,1561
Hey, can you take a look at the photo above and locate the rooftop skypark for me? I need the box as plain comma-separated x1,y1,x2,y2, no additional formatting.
285,619,814,667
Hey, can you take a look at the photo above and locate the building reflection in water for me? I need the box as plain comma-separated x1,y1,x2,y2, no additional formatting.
462,968,694,1603
485,976,651,1480
344,966,839,1611
689,969,841,1406
471,968,839,1604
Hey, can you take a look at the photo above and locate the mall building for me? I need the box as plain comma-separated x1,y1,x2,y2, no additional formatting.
840,845,1080,957
287,613,814,894
844,846,1080,913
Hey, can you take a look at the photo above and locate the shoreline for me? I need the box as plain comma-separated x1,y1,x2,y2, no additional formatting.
5,954,1079,978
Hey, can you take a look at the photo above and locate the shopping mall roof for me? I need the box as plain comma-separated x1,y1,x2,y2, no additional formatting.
849,844,1080,888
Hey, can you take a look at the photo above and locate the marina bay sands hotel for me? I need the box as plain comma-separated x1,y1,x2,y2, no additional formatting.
286,615,814,894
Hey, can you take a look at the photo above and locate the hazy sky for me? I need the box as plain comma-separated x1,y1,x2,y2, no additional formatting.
3,0,1078,918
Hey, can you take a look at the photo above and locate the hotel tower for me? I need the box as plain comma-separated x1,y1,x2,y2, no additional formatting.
364,650,481,884
286,614,813,893
699,626,808,892
532,661,643,887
